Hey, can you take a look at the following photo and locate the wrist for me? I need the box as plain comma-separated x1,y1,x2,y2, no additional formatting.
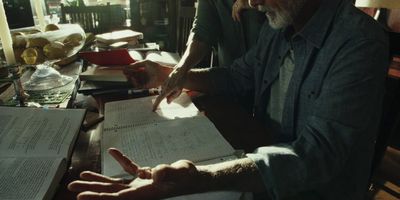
195,165,217,192
175,62,193,72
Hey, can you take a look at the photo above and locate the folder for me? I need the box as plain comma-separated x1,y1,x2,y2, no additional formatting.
79,49,136,66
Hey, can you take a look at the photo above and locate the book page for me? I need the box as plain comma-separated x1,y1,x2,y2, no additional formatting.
145,51,180,66
102,116,235,176
0,157,66,200
0,107,86,158
104,93,200,129
129,50,145,61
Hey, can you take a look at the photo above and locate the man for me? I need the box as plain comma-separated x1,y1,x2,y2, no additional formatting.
69,0,389,199
155,0,265,110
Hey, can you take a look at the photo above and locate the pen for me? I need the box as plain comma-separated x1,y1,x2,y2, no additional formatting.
92,88,149,96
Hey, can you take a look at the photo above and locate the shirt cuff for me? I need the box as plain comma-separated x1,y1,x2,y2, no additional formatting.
246,152,277,200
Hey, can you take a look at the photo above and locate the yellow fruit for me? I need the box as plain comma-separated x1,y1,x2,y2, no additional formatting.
13,48,25,63
43,41,67,59
35,48,46,64
25,29,42,35
11,32,25,37
21,48,39,65
45,24,60,32
63,33,83,47
12,35,27,48
27,37,50,48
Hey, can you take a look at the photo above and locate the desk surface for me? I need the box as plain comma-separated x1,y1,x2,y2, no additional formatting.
53,94,272,199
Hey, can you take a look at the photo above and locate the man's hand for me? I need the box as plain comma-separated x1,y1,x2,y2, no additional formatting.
152,67,189,111
232,0,251,22
68,148,204,200
123,60,173,89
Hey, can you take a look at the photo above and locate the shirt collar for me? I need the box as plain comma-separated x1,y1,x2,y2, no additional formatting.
285,0,343,48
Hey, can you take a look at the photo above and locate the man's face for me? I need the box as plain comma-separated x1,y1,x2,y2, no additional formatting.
249,0,307,29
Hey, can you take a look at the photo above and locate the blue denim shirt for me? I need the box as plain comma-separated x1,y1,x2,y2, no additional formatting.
208,0,389,199
191,0,265,67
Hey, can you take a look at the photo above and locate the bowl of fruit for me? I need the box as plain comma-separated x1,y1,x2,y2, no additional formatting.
8,23,86,67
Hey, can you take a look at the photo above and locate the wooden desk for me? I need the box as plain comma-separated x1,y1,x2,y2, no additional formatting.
53,94,272,199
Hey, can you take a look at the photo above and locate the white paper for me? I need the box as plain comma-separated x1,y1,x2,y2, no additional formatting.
102,116,235,176
104,93,200,129
0,107,86,158
0,157,65,200
102,94,240,200
102,94,234,176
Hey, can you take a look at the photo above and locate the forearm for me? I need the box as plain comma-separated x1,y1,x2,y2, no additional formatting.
183,67,232,94
177,39,212,71
196,158,266,192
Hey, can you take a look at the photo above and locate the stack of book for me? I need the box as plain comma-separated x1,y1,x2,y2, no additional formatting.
78,49,180,95
95,29,144,49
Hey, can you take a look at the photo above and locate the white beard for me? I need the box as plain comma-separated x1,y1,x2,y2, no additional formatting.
258,0,307,29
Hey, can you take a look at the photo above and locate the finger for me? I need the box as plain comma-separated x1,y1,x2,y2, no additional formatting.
68,180,129,193
108,148,140,175
152,92,169,111
232,5,240,22
77,191,120,200
232,9,237,21
235,11,241,22
166,89,182,104
80,171,124,184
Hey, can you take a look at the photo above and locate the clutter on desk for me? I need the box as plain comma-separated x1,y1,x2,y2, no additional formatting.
79,66,127,82
80,48,180,66
79,48,135,66
95,29,143,48
4,24,85,66
0,60,82,107
23,64,73,91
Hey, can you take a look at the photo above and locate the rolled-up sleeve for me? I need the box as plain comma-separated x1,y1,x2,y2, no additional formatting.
247,38,389,199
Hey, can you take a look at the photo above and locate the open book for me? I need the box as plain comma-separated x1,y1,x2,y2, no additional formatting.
102,93,242,200
0,107,86,200
79,49,179,82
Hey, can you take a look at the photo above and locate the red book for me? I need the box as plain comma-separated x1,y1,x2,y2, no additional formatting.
79,49,136,66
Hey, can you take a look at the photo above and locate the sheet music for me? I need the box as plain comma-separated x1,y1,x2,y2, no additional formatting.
0,107,86,158
104,93,200,129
